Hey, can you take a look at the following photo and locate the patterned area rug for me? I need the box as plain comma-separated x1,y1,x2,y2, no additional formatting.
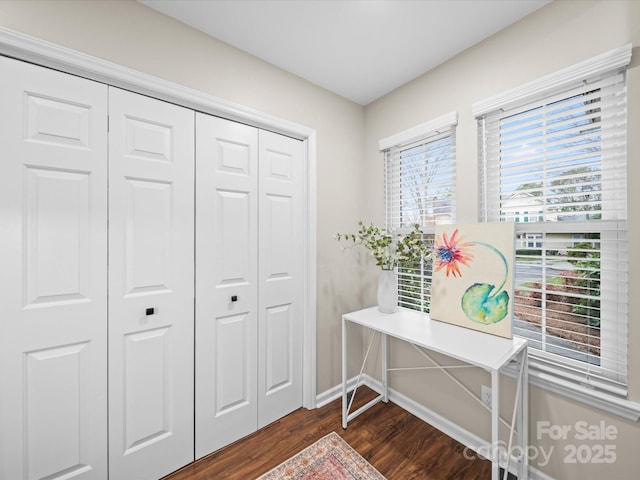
255,432,387,480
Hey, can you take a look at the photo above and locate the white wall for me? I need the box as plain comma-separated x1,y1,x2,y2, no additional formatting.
364,1,640,479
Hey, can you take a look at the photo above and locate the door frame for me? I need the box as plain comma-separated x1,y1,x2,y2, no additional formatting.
0,27,318,410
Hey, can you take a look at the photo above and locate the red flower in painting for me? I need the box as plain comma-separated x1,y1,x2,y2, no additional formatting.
434,229,474,277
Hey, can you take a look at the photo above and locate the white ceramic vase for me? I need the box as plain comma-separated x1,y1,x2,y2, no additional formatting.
377,268,399,314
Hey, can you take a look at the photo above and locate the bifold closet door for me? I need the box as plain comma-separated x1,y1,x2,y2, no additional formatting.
257,130,304,428
195,114,304,457
108,88,195,479
0,56,108,480
195,114,259,457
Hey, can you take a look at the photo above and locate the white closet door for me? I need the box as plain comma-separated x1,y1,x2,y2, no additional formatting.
195,114,259,458
258,130,304,427
0,56,108,480
108,88,194,479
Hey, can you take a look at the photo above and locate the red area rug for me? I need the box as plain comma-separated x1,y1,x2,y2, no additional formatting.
255,432,386,480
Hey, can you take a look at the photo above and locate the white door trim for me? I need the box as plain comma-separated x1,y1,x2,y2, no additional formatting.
0,27,318,409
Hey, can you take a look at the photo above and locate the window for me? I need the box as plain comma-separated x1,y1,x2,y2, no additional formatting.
380,112,457,312
474,45,631,407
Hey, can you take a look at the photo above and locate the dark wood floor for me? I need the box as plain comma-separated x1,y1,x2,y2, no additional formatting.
163,386,494,480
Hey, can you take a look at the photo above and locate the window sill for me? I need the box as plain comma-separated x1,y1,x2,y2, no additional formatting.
504,361,640,421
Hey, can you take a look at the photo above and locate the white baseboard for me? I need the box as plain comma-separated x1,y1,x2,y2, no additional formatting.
316,375,556,480
315,375,360,408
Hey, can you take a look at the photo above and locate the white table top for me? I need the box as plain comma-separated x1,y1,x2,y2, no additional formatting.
343,307,527,371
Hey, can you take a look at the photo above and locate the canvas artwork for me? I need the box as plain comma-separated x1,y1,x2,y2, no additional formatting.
430,222,516,339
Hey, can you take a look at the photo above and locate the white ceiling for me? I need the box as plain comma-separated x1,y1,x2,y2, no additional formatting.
139,0,550,105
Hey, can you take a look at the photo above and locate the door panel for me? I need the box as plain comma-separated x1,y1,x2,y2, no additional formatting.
25,167,91,305
25,91,92,148
0,56,108,480
258,131,304,428
214,313,251,412
109,88,194,480
264,304,294,392
122,327,172,454
216,190,252,285
195,114,258,458
25,342,93,480
124,178,173,294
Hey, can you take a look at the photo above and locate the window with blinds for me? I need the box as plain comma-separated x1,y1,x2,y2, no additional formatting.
381,113,457,312
476,49,629,397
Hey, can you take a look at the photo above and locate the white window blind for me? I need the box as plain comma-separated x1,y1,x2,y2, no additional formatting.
477,51,629,397
381,113,457,312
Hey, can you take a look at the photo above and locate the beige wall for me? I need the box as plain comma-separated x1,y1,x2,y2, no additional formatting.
2,0,639,478
365,1,640,479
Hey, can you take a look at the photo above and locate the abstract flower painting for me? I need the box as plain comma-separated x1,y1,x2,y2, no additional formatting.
430,222,515,339
434,229,474,278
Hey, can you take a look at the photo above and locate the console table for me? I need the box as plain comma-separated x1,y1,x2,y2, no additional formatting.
341,307,528,480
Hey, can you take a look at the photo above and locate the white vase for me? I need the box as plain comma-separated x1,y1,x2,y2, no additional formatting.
377,268,399,314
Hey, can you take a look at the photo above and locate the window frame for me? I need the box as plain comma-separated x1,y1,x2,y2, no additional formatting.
473,44,640,420
379,111,458,312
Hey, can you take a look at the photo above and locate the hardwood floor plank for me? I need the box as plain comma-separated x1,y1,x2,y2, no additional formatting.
163,387,492,480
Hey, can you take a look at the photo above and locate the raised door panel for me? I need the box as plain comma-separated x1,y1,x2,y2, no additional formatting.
264,305,294,393
24,343,93,480
108,88,194,480
0,56,108,480
122,327,172,455
195,113,258,458
258,130,304,428
24,168,91,305
124,178,173,295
